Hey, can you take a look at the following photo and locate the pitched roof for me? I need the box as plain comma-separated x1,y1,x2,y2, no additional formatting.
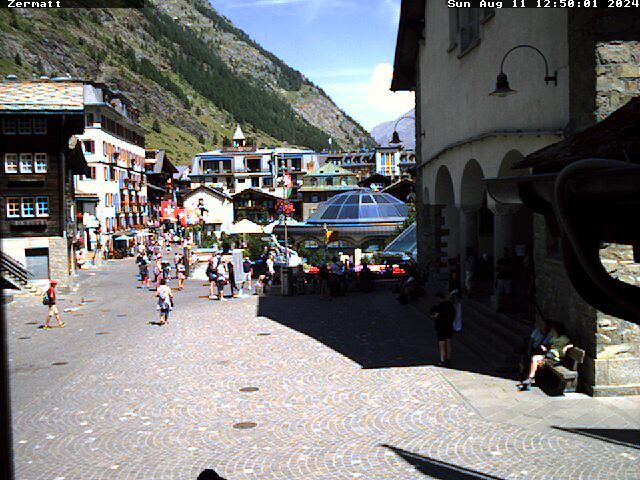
305,163,356,177
231,187,280,202
184,185,231,201
517,97,640,171
0,80,84,112
233,124,245,140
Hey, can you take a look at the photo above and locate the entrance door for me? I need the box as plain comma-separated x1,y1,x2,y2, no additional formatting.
25,248,49,280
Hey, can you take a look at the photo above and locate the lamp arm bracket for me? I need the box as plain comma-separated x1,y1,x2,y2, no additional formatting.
499,44,557,85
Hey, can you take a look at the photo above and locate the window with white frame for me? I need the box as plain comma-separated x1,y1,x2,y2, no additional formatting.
18,118,31,135
21,197,35,217
2,118,16,135
36,196,49,217
34,153,48,173
6,198,20,218
19,153,33,173
33,118,47,134
4,153,18,173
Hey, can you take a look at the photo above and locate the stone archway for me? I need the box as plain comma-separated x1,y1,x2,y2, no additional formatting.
491,149,534,315
459,159,486,288
434,165,459,262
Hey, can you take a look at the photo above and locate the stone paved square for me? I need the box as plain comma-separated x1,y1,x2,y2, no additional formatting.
6,259,640,479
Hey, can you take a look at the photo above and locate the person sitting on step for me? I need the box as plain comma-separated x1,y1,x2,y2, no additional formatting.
519,321,572,391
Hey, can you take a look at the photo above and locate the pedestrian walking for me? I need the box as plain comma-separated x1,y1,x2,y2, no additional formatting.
266,254,275,284
206,254,218,299
43,280,65,329
155,278,174,325
139,255,150,288
430,291,455,367
228,260,238,298
216,260,228,300
242,256,253,294
177,259,186,291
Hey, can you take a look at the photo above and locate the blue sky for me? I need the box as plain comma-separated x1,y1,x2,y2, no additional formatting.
209,0,414,131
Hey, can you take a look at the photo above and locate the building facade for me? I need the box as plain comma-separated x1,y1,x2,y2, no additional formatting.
232,188,280,225
183,185,233,234
75,83,147,248
145,149,177,225
0,79,88,288
298,164,359,220
189,145,321,199
392,4,640,395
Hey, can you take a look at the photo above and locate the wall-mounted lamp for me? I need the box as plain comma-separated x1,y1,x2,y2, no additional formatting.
490,44,557,97
391,114,416,145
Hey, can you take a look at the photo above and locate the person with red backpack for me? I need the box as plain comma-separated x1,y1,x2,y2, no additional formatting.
43,280,64,330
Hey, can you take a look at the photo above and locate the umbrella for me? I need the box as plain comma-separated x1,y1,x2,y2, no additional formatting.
227,219,264,235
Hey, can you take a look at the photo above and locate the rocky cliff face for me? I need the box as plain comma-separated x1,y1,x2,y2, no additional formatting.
0,1,374,163
370,109,415,149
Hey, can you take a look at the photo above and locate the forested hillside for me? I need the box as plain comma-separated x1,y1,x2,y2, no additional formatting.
0,0,375,162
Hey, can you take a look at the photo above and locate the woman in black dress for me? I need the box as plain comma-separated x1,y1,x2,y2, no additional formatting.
430,291,455,367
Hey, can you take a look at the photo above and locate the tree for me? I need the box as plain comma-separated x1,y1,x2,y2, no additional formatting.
195,106,202,116
222,136,231,147
212,132,218,145
35,59,44,75
197,133,205,145
152,118,161,133
14,53,21,66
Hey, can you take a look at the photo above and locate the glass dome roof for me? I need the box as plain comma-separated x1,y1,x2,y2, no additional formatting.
307,189,408,224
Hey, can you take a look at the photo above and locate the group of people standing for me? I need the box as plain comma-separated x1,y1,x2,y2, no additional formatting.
205,253,253,301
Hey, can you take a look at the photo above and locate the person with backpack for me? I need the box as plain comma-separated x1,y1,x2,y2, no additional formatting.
43,280,64,330
139,255,150,288
216,260,228,301
155,278,174,325
206,256,218,299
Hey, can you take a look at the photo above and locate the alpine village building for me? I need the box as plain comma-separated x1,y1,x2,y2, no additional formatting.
1,78,89,289
392,4,640,395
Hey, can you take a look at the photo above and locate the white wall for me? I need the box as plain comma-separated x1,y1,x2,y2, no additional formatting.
183,192,234,231
419,6,569,163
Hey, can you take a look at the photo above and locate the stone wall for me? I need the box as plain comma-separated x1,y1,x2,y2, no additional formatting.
48,236,75,292
534,33,640,396
595,244,640,396
532,215,598,391
596,41,640,120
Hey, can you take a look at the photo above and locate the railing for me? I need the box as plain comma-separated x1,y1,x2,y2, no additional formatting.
1,251,30,285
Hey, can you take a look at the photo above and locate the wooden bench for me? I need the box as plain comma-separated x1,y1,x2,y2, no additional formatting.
538,347,586,395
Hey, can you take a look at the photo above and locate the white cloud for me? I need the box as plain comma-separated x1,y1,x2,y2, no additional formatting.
320,62,414,130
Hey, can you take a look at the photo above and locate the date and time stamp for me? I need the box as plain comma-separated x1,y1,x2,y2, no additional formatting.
0,0,638,9
447,0,639,6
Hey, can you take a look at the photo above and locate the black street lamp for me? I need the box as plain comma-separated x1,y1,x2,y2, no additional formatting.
490,44,558,97
391,114,415,145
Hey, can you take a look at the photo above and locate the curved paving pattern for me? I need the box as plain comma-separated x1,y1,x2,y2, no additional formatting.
6,258,640,479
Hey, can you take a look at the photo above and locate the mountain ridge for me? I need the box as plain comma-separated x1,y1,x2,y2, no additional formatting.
0,1,375,163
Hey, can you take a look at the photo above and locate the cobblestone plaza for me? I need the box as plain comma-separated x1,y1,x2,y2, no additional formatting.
6,259,640,479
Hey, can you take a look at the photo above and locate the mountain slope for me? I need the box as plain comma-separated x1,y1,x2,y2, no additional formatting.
370,109,415,149
0,1,375,162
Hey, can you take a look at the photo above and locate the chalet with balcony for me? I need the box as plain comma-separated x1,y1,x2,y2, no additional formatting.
0,79,89,288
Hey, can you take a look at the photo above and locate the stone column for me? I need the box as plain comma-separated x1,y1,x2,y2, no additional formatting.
490,203,520,262
443,204,460,261
489,203,520,306
458,206,480,289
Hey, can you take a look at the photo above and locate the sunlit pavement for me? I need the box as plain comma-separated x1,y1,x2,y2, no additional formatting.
6,258,640,479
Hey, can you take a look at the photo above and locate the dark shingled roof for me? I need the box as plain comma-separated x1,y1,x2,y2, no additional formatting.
516,97,640,172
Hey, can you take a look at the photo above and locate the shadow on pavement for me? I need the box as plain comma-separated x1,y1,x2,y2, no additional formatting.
551,427,640,449
382,444,506,480
257,290,508,377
